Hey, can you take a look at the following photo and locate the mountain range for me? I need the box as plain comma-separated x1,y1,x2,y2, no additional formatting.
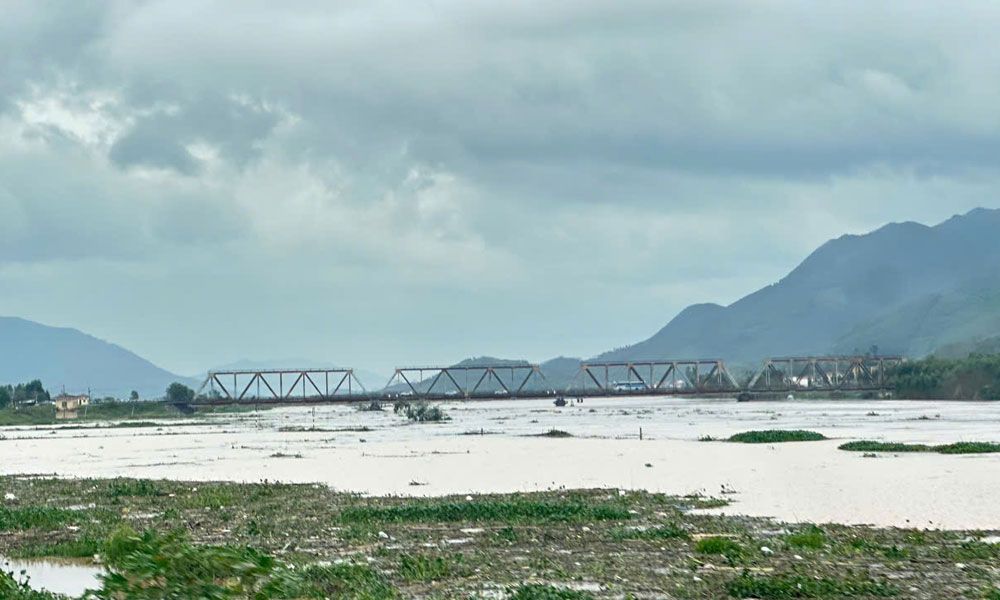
2,207,999,396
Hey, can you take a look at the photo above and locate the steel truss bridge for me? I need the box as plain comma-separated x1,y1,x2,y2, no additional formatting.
191,355,902,406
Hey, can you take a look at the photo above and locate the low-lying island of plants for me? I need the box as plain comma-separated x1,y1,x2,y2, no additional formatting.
2,477,1000,599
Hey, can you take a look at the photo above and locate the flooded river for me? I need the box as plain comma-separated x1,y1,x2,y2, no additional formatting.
3,397,1000,529
1,557,103,596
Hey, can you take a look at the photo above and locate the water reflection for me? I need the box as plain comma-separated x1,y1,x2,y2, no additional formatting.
2,557,103,597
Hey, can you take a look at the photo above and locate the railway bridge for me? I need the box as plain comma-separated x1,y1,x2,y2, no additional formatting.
191,355,903,406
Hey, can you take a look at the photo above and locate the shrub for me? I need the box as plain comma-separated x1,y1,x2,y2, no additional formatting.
727,430,827,443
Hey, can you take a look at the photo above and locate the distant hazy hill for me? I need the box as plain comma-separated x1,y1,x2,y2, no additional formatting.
0,317,191,398
598,208,1000,365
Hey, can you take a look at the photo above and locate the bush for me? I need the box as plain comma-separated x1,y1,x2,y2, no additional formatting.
727,430,827,443
393,401,449,422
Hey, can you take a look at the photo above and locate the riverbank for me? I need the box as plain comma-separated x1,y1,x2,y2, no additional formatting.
2,476,999,599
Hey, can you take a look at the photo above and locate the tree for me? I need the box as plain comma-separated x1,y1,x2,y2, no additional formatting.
165,383,195,404
130,390,140,401
0,386,11,409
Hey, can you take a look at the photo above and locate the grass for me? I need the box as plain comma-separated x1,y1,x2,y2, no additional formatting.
397,553,463,582
337,497,632,525
786,526,827,550
840,440,1000,454
695,536,744,560
727,430,827,443
0,477,993,598
611,523,689,541
728,573,898,598
0,506,80,531
0,401,261,426
509,585,595,599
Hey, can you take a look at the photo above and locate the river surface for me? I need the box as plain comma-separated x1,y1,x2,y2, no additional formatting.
3,397,1000,530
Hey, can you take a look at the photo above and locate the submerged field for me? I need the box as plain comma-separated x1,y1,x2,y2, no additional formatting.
2,476,1000,599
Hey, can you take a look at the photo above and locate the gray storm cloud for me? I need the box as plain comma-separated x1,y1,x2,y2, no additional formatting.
1,0,999,374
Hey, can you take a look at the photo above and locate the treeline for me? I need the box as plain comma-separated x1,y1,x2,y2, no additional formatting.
0,380,51,408
891,354,1000,400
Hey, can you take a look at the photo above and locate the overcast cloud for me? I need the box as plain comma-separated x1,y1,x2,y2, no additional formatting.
2,0,1000,375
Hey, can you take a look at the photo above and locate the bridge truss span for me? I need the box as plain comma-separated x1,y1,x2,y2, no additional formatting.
385,364,552,399
746,355,903,393
570,359,741,395
197,368,367,402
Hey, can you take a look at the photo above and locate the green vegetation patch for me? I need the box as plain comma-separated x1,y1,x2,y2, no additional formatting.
97,527,397,599
536,429,573,438
728,573,898,598
397,553,464,582
338,497,631,525
840,441,1000,454
727,430,827,443
611,523,689,541
786,526,827,550
0,506,80,532
695,536,745,560
509,584,596,599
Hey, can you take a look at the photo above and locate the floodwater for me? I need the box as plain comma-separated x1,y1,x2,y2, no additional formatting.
1,556,103,596
3,398,1000,530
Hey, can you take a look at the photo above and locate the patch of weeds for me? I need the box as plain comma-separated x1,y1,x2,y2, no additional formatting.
269,452,304,459
727,572,898,598
0,506,79,532
936,442,1000,454
97,527,398,599
0,569,59,600
394,401,449,423
786,526,826,550
847,539,909,560
612,524,689,541
682,495,731,510
536,429,572,438
107,478,163,498
338,497,631,525
8,536,102,559
949,541,1000,561
269,563,397,599
839,441,1000,454
695,536,744,561
495,526,518,543
355,401,384,412
727,430,826,443
508,584,596,599
398,553,463,582
698,435,718,442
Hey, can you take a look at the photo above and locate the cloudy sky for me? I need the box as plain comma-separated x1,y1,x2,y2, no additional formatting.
2,1,1000,376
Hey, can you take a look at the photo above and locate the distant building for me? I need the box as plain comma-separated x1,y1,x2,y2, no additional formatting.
53,394,90,419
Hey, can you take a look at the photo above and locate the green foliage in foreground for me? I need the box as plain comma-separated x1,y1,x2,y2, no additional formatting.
93,528,396,599
840,441,1000,454
785,526,826,550
1,569,58,600
727,430,827,443
338,497,632,525
695,536,745,560
508,584,595,599
727,572,898,598
0,506,80,531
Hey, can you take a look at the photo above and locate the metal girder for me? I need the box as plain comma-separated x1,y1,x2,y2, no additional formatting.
384,364,554,399
196,368,366,402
